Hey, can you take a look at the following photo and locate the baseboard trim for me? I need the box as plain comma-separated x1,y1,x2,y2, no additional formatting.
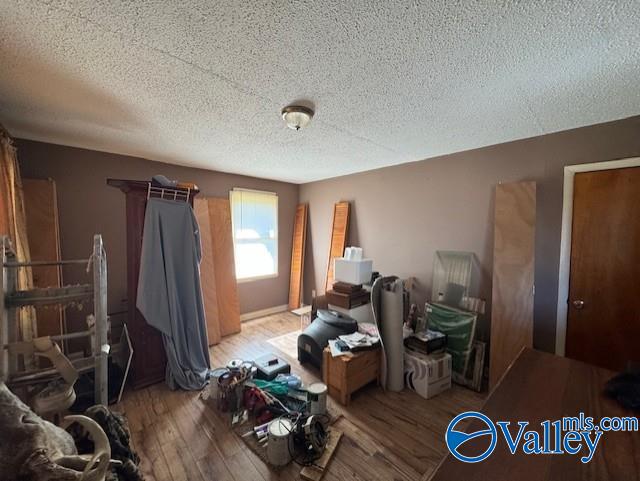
240,304,289,322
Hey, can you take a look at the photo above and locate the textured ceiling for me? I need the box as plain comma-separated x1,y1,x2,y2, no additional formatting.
1,1,639,183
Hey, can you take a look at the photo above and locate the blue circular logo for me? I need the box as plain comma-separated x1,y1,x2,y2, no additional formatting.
445,411,497,463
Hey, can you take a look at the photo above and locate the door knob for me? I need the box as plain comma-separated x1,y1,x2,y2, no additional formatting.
572,299,585,310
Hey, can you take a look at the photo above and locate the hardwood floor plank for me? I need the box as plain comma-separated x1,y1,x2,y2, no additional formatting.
157,439,189,481
197,451,235,481
334,416,421,481
224,449,268,481
129,429,158,481
163,390,217,461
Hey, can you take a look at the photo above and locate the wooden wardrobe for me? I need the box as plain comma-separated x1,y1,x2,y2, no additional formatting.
107,179,200,389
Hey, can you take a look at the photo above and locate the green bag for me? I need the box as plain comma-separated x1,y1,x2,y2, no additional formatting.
252,379,289,396
424,302,477,375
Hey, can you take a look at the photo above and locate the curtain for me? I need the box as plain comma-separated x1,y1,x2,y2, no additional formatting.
0,123,36,343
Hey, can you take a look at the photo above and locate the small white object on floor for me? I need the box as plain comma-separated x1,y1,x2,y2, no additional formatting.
307,382,328,415
291,305,311,316
267,418,294,466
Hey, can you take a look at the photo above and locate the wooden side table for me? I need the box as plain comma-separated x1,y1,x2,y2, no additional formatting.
322,346,381,406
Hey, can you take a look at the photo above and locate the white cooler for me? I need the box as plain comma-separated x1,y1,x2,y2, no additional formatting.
334,258,373,285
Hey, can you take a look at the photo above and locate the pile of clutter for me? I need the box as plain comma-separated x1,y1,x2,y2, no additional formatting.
402,251,487,395
298,248,486,403
0,382,142,481
204,354,331,468
402,321,453,399
328,328,380,357
324,247,381,356
327,247,375,324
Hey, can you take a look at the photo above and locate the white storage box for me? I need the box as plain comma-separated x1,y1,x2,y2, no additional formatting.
404,350,451,399
329,303,374,324
334,258,373,285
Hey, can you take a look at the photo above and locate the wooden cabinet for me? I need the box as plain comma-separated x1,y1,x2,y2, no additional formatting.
107,179,199,389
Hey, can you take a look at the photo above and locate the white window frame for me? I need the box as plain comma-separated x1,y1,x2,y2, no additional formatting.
229,188,279,283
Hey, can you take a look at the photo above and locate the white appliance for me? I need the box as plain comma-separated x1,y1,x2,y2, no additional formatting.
334,258,373,285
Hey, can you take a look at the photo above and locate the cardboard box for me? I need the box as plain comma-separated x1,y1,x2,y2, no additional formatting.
326,289,370,309
404,350,451,399
334,258,373,285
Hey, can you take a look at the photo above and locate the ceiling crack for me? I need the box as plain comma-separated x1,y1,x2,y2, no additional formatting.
34,0,273,104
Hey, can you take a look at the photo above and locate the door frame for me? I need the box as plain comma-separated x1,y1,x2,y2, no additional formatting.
555,156,640,356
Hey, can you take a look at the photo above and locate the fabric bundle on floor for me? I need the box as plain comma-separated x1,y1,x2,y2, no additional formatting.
73,405,144,481
137,198,211,390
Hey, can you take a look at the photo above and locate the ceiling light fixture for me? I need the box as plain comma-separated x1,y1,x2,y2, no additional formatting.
281,105,314,131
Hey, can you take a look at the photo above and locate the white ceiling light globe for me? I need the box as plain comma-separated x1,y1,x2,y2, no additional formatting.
281,106,314,130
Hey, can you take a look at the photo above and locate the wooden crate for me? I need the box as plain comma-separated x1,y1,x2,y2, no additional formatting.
300,429,343,481
322,346,380,405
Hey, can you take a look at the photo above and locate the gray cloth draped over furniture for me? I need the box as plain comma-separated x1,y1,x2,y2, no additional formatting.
136,198,211,390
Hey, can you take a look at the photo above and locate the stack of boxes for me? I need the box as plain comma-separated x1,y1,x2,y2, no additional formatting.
328,256,374,324
403,318,452,399
327,250,453,399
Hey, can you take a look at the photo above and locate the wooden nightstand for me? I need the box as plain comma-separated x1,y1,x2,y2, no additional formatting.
322,346,381,406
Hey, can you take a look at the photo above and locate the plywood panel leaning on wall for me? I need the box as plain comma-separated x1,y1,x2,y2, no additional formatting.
489,181,536,389
194,198,221,346
289,203,308,310
207,197,241,337
324,201,350,293
22,178,64,338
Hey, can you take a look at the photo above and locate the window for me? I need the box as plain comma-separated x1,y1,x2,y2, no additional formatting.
230,189,278,281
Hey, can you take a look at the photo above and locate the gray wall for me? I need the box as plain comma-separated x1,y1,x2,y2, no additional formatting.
16,139,299,317
299,116,640,352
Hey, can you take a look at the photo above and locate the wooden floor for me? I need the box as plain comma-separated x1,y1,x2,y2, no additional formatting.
116,313,484,481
